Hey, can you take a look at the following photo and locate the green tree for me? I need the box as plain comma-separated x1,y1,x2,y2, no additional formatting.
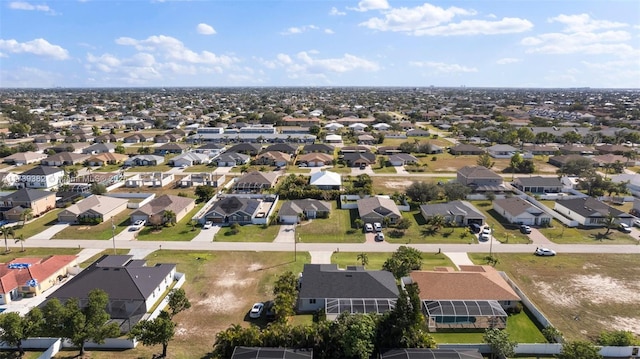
509,152,523,172
195,185,216,203
442,182,471,201
14,234,26,252
427,214,446,233
0,308,44,356
331,313,377,359
353,218,364,230
90,182,107,195
382,246,423,278
163,210,177,226
602,213,617,236
63,289,121,356
20,208,33,228
1,226,14,252
272,272,297,321
558,340,603,359
484,328,517,359
477,152,495,169
41,298,66,338
129,311,176,358
167,288,191,319
597,330,639,346
405,181,440,204
114,145,126,154
137,146,151,154
357,252,369,267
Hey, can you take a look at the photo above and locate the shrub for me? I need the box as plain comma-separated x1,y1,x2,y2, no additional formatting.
507,302,523,314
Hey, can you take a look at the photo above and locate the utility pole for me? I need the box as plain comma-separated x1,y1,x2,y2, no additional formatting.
489,224,494,259
111,217,116,255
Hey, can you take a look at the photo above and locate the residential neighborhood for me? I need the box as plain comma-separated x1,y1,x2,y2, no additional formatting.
0,87,638,358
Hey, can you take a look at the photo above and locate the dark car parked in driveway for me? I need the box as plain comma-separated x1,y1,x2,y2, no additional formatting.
469,223,481,233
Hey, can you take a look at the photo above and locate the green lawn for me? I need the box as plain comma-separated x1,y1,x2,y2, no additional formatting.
53,209,133,240
285,167,311,174
297,204,365,243
469,201,532,244
429,312,545,344
92,163,123,172
331,252,454,270
0,247,81,261
385,211,479,245
331,164,352,174
183,164,215,173
537,220,637,244
214,223,281,242
13,209,61,239
128,164,173,172
372,165,397,174
136,204,204,241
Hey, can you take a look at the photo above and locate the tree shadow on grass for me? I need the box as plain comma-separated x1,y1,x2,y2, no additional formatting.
590,232,612,241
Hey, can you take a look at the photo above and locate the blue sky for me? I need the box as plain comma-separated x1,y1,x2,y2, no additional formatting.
1,0,639,88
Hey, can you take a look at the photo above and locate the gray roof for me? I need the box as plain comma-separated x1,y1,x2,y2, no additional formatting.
1,188,55,203
389,153,418,162
20,166,64,176
217,152,250,162
357,196,401,218
235,171,279,186
420,200,485,219
457,166,502,180
556,197,632,218
298,264,399,299
493,197,544,217
279,199,331,217
208,196,260,216
302,143,334,153
380,349,483,359
49,254,175,303
231,347,312,359
263,143,298,153
226,143,262,153
514,176,562,187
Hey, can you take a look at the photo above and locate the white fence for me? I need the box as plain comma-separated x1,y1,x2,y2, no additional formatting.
145,272,187,321
510,186,580,227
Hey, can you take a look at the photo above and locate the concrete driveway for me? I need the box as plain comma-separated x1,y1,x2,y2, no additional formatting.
191,225,221,242
274,224,295,243
528,227,554,246
351,166,375,175
27,223,69,240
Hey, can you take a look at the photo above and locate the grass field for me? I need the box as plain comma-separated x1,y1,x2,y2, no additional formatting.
13,209,61,239
0,247,81,261
214,223,280,242
297,204,365,243
53,209,133,240
331,251,455,270
537,219,637,244
136,203,204,241
468,253,640,341
470,201,534,244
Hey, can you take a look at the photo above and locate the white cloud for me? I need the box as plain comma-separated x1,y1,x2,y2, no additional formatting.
329,7,346,16
410,61,477,73
349,0,389,12
196,23,216,35
115,35,237,66
549,13,628,33
261,51,379,80
8,1,56,14
324,29,335,34
0,38,69,59
413,17,532,36
281,25,319,35
496,57,521,65
521,30,636,57
360,3,473,32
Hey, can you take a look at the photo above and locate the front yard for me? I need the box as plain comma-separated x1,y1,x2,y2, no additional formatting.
331,251,455,270
214,223,280,242
136,203,205,241
297,204,365,243
53,209,133,240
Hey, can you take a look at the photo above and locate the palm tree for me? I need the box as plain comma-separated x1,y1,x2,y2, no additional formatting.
1,226,15,252
163,210,177,226
428,214,446,233
603,213,617,236
14,234,25,252
357,252,369,267
20,208,34,228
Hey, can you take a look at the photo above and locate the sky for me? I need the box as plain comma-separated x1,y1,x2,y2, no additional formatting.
0,0,639,88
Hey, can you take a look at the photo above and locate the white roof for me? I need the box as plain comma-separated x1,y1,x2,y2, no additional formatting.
324,122,344,129
310,171,342,187
325,134,342,141
348,123,368,128
372,123,391,129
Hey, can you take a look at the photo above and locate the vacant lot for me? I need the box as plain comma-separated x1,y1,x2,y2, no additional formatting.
470,253,640,341
297,203,365,243
53,209,133,240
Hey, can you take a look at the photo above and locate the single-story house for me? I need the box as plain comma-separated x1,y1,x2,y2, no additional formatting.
170,152,210,167
456,166,503,191
301,144,334,154
512,176,563,193
377,146,401,155
348,123,368,132
420,200,485,226
233,171,279,193
388,153,418,166
449,144,485,155
125,172,174,188
343,152,376,167
324,122,344,132
123,134,149,144
406,129,430,137
193,143,225,156
82,143,116,155
44,255,176,332
255,151,291,167
263,143,298,155
226,143,262,156
85,152,129,166
297,264,399,320
41,152,91,166
380,349,482,359
231,347,312,359
357,196,401,224
559,144,595,155
548,154,593,168
0,255,78,305
487,144,518,159
325,134,343,144
124,155,165,167
216,152,250,167
493,197,552,226
523,144,558,156
357,134,376,145
407,265,521,330
372,123,391,131
279,199,331,224
203,196,261,225
296,152,333,167
57,195,129,224
2,152,47,166
309,171,341,190
130,194,195,225
554,197,634,227
154,143,187,155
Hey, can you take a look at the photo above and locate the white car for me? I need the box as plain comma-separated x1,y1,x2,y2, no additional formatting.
619,223,632,233
535,248,556,256
364,223,374,232
203,221,213,229
129,219,146,231
249,302,264,318
634,219,640,228
375,233,385,242
373,222,382,232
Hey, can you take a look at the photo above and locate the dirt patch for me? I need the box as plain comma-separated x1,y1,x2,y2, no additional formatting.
197,292,244,313
533,274,640,307
384,180,412,189
606,317,640,335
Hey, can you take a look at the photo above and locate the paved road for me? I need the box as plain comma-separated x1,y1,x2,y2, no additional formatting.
22,238,640,255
